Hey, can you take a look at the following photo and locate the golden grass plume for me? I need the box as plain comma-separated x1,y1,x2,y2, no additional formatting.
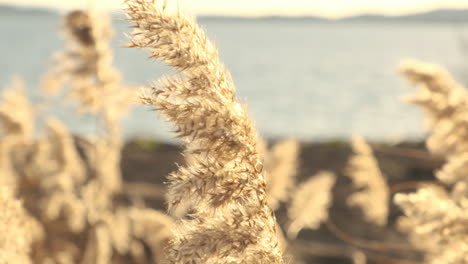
344,135,389,226
125,0,284,262
396,60,468,264
286,171,336,239
265,139,300,210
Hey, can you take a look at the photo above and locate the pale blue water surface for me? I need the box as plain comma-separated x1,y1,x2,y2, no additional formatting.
1,12,467,142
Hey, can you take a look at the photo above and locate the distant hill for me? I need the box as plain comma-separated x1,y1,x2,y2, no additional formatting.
201,9,468,23
340,9,468,23
1,4,468,23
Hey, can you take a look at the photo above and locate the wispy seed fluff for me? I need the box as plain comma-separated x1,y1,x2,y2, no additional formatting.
0,187,36,264
42,10,135,118
286,171,336,239
0,79,35,189
344,136,389,226
124,0,283,263
400,60,468,185
0,78,34,141
396,60,468,264
264,139,300,210
394,185,468,264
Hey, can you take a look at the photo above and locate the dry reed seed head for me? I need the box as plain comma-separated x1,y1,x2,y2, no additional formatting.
82,137,123,193
425,119,468,159
128,208,174,263
286,171,336,239
265,139,300,210
0,9,173,264
436,152,468,185
39,177,173,263
397,60,468,264
399,59,468,157
65,10,95,46
0,187,35,264
352,250,367,264
126,0,255,206
125,0,221,72
42,191,87,232
36,119,91,231
344,135,389,226
125,0,284,262
40,8,135,195
256,137,268,163
274,220,288,253
0,79,36,190
29,120,124,262
40,52,72,96
46,9,136,120
394,186,468,264
45,119,87,184
451,182,468,204
167,216,283,264
399,59,468,187
81,225,112,264
0,78,35,140
18,135,66,184
0,139,19,189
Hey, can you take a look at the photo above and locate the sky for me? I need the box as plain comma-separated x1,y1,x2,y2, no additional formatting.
2,0,468,18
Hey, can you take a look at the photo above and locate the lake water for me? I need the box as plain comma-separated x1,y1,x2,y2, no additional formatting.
1,12,468,142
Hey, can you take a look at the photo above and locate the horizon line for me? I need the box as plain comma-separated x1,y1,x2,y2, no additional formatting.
3,2,468,19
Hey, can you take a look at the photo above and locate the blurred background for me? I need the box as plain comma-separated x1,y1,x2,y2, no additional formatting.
2,0,468,143
2,1,466,264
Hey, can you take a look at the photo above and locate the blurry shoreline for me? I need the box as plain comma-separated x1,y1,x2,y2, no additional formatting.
120,138,433,262
121,138,438,204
